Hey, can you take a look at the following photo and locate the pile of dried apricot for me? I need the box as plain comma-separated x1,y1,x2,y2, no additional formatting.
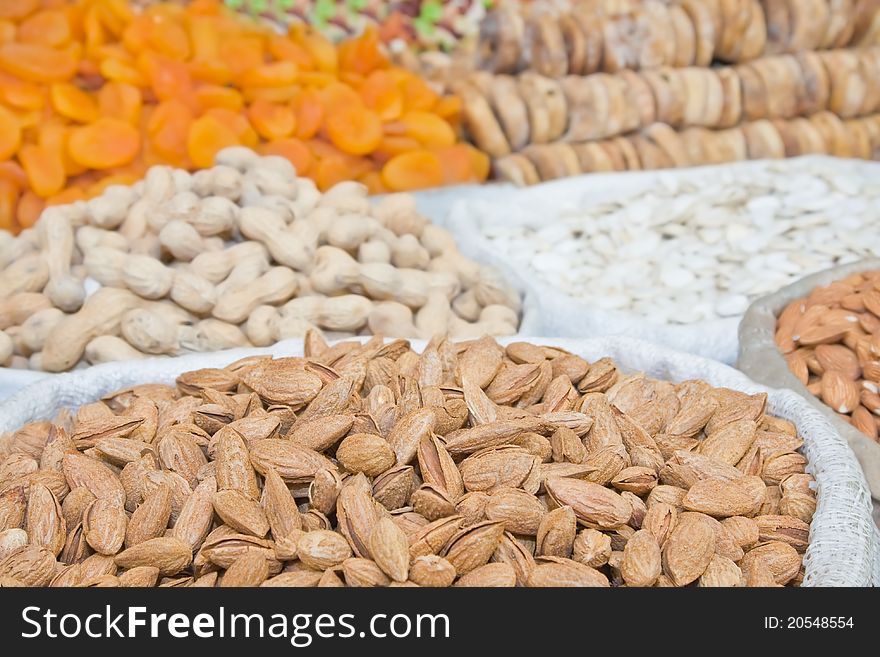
0,0,488,233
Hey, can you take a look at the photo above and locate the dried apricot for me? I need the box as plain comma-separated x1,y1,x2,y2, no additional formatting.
259,138,312,175
138,51,192,103
337,29,387,76
196,85,243,112
0,178,16,231
98,81,141,125
268,35,314,69
16,189,44,228
145,17,189,60
99,57,146,86
19,143,65,197
381,150,443,191
385,111,455,148
248,99,296,140
296,28,337,73
50,83,98,123
0,103,19,159
68,117,140,169
0,160,26,188
360,70,403,121
314,155,372,191
17,8,71,47
401,75,439,112
359,170,388,195
187,114,240,169
325,106,382,156
434,96,463,121
147,99,192,161
39,122,85,176
204,107,257,148
241,62,299,89
0,0,38,21
0,42,78,82
292,88,323,140
221,36,264,81
0,72,44,110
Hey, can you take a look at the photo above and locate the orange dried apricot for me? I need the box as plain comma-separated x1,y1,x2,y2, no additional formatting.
98,81,141,125
0,178,17,231
325,105,382,156
145,16,190,60
0,103,19,159
241,61,299,89
360,70,403,121
147,99,192,161
248,99,296,140
296,28,337,74
68,117,140,169
314,154,372,191
259,138,312,175
381,150,443,191
220,36,264,81
268,35,314,69
204,107,257,147
0,72,44,110
138,51,192,103
243,85,301,104
319,82,363,111
187,114,239,169
0,20,14,44
401,75,439,112
0,42,78,82
0,0,38,21
99,57,146,86
337,29,387,76
0,160,26,188
292,89,323,140
16,189,44,228
19,143,65,197
39,122,85,176
50,82,98,123
385,111,455,148
434,96,463,121
196,85,244,112
46,186,87,207
17,8,71,47
358,170,388,195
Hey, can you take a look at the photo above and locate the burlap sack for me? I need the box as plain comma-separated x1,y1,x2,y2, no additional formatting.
737,259,880,530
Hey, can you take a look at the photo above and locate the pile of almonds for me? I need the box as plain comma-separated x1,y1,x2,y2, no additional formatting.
0,335,813,587
776,269,880,442
0,147,520,373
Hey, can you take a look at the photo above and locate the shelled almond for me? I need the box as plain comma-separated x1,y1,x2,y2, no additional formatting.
776,270,880,442
0,335,814,587
0,147,521,372
454,47,880,158
493,112,880,184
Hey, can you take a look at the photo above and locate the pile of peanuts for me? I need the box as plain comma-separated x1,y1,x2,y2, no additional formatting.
0,146,521,372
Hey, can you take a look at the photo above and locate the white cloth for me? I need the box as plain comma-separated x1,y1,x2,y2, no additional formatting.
0,335,874,586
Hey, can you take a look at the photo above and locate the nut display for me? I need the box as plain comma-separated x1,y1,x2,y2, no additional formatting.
0,147,521,372
776,269,880,442
0,335,814,586
476,158,880,324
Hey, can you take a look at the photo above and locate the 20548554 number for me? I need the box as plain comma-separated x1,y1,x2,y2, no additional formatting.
787,617,853,629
